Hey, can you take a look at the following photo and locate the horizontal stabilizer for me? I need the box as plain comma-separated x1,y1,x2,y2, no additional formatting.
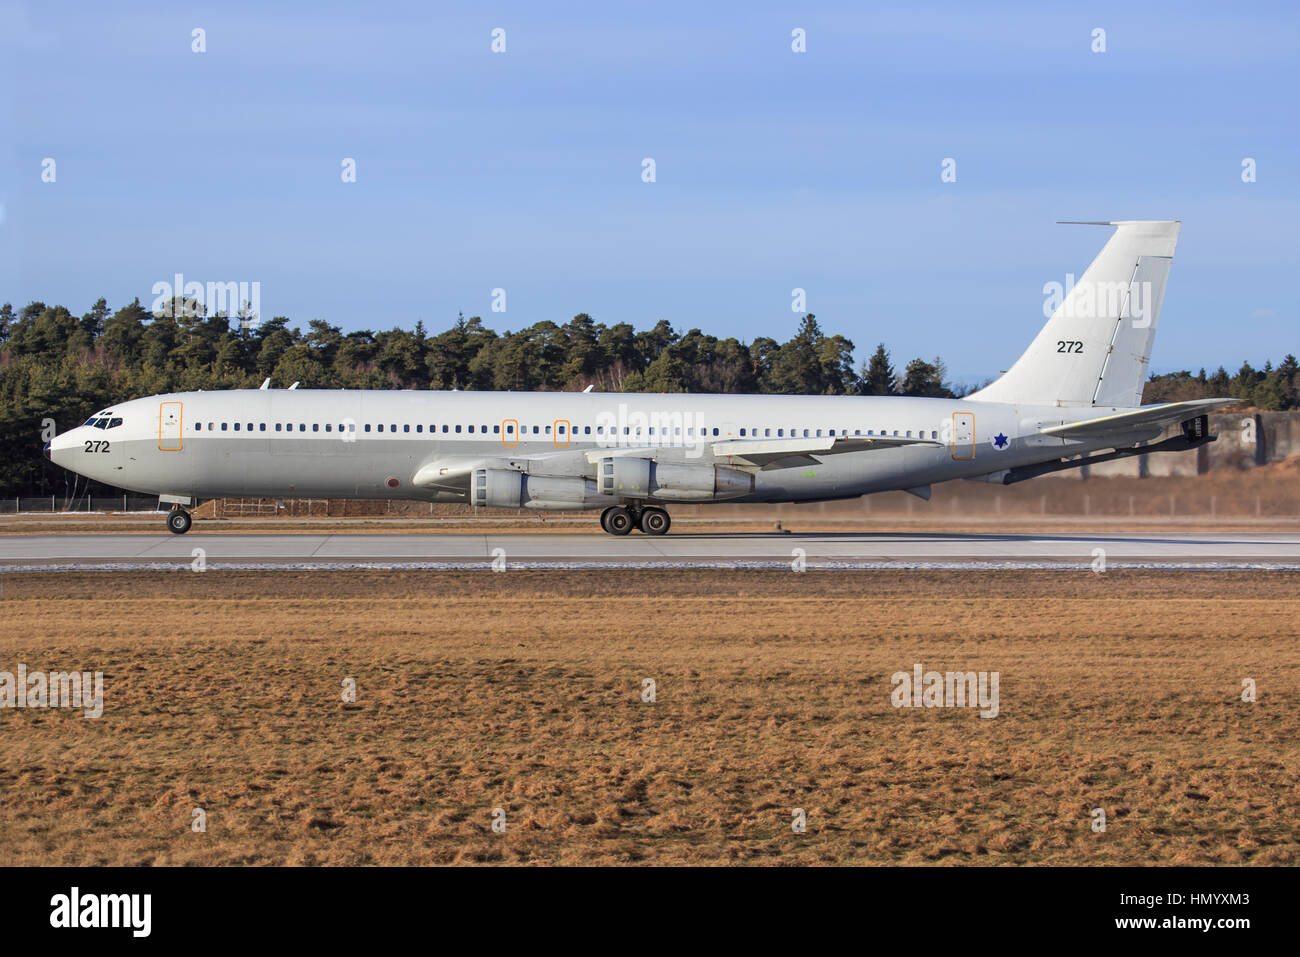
1040,398,1234,439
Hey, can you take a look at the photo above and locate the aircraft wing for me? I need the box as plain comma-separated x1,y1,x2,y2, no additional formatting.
414,434,943,485
712,434,942,469
1039,398,1235,439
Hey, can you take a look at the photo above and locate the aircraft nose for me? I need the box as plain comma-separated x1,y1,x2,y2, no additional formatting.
46,431,79,469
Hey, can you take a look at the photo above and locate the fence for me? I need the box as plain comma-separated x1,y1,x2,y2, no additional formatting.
0,495,164,514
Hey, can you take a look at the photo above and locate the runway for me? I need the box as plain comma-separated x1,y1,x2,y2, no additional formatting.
3,531,1300,571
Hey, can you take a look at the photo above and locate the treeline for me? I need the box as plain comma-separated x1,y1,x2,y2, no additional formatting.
0,299,955,397
1144,360,1300,410
0,298,1295,495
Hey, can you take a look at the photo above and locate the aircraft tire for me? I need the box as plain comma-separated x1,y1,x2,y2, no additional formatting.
166,508,192,535
641,507,670,536
605,506,634,536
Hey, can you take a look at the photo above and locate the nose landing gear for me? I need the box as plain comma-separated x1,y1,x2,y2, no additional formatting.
166,507,192,535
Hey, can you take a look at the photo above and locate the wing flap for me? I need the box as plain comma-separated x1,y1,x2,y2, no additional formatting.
713,434,941,468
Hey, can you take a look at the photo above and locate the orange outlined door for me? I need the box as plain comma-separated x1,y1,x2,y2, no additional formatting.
502,419,519,447
553,419,571,448
952,412,974,460
159,401,183,451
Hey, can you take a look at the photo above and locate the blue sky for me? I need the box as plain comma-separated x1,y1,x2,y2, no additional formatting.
3,0,1297,384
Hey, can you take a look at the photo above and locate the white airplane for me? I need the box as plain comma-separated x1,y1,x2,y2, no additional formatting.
48,220,1230,536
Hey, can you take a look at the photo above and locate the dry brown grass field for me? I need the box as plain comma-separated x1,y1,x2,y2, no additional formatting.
1,570,1297,866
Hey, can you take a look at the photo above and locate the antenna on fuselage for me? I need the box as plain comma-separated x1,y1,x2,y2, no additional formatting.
289,382,300,390
260,378,271,390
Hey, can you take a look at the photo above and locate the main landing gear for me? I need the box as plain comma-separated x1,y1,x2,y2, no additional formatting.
599,504,671,536
166,506,192,535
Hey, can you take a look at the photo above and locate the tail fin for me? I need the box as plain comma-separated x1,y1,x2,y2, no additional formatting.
970,220,1180,408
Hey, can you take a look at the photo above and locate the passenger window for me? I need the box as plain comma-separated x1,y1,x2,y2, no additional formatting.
390,424,396,432
299,424,306,431
275,423,282,432
221,423,228,431
235,423,242,432
455,425,462,433
403,424,410,433
545,426,552,435
416,425,422,432
584,426,591,434
325,424,332,432
469,425,475,433
712,428,719,436
532,426,539,434
312,424,319,432
194,423,201,431
739,429,746,437
493,425,500,434
442,425,448,433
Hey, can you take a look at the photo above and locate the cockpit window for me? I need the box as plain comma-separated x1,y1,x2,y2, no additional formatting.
93,419,110,429
107,418,123,429
84,417,101,427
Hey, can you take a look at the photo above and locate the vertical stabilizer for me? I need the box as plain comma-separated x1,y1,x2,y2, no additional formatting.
970,220,1180,408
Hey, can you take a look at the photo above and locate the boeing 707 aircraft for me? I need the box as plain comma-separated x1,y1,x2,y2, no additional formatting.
47,220,1230,535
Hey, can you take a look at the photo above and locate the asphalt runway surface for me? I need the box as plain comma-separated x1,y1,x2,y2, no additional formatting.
2,531,1300,571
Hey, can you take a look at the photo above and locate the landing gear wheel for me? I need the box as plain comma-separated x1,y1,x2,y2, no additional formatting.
599,507,614,533
166,508,192,535
641,507,671,536
604,506,634,536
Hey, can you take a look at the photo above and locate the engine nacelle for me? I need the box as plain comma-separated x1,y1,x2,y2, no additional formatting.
597,458,753,501
472,469,614,511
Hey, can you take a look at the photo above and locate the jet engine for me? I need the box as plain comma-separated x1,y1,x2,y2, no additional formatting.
472,469,615,510
597,457,753,501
